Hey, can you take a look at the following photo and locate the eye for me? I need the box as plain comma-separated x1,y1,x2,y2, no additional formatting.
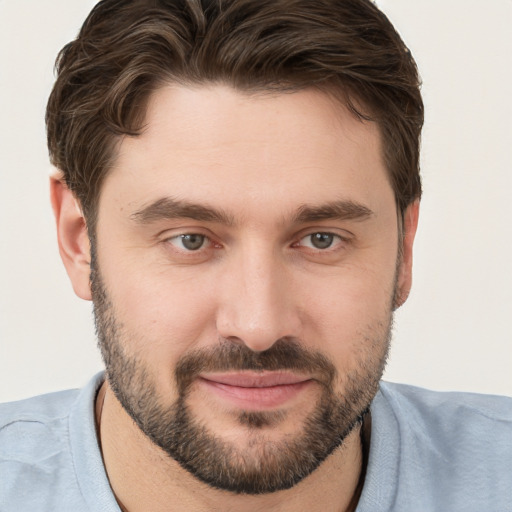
298,232,341,250
169,233,208,251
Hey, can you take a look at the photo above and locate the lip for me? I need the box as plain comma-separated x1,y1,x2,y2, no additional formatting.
198,371,313,410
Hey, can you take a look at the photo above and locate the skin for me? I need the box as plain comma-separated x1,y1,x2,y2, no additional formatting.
51,85,419,511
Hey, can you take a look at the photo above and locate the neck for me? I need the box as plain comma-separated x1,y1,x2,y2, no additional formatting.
96,381,367,512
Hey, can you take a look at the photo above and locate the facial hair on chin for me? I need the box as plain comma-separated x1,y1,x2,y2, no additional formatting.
90,258,392,495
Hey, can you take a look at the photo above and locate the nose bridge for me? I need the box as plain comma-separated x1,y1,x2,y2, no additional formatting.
216,241,299,352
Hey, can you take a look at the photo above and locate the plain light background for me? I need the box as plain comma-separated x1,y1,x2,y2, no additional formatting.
1,0,511,403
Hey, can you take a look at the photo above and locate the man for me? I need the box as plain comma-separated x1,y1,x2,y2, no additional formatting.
0,0,510,510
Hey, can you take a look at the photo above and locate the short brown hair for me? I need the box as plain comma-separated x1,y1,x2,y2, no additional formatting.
46,0,423,232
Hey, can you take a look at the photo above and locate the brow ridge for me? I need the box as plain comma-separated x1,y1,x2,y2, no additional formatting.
130,197,235,225
293,200,374,223
130,197,373,226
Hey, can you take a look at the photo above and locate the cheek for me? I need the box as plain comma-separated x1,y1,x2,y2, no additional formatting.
298,263,395,363
102,260,219,367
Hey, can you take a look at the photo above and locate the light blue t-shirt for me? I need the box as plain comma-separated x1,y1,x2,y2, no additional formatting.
1,373,511,511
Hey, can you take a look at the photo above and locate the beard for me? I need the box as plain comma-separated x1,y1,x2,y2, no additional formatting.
91,260,392,495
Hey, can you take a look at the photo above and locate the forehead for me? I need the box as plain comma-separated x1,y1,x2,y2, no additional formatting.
103,84,393,220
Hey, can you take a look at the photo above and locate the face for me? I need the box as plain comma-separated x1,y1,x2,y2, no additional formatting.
90,85,406,494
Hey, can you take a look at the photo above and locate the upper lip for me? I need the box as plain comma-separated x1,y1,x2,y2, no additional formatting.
199,371,311,388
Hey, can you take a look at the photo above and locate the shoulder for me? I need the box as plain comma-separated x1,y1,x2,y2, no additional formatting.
0,377,103,512
379,380,512,426
0,387,80,425
381,382,512,440
365,382,512,511
0,388,80,460
377,381,512,461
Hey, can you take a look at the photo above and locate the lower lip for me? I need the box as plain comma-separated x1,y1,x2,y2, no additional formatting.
198,378,312,410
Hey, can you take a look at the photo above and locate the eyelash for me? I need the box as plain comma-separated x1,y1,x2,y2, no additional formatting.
165,231,347,254
167,233,215,252
295,232,345,251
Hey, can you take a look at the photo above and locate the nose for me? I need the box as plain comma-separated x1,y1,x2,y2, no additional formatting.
216,247,302,352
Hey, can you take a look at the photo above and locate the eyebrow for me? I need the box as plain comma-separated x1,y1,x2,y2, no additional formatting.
130,197,373,226
130,197,235,225
292,200,374,223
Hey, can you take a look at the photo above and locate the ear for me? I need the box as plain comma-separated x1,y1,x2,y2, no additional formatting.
50,175,92,300
394,200,420,309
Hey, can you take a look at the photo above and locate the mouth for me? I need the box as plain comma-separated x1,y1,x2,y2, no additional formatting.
198,371,313,410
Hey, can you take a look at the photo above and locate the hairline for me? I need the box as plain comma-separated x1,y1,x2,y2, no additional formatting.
83,78,390,237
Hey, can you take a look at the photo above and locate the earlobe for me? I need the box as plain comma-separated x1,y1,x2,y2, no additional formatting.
50,175,92,301
394,200,420,309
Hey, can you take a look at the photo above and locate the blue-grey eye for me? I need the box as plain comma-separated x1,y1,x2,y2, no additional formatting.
310,233,334,249
300,232,339,249
177,234,206,251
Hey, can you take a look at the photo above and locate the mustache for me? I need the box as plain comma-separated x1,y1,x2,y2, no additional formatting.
174,338,337,394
